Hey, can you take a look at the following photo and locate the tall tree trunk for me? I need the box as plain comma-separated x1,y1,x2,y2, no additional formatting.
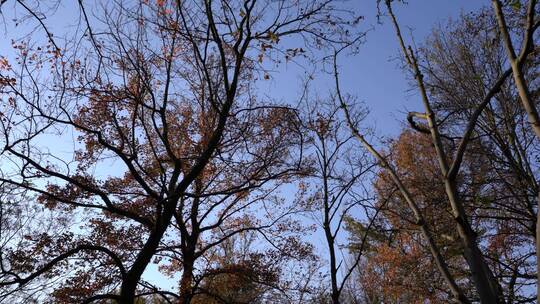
385,2,505,301
491,1,539,301
179,254,195,304
443,180,505,303
337,55,470,303
324,220,340,304
322,154,340,304
119,216,172,303
414,36,504,303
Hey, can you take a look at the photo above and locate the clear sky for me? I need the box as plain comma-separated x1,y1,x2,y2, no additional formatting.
261,0,485,140
346,0,484,137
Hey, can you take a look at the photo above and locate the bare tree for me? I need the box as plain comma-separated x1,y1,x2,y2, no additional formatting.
335,57,470,303
491,1,540,301
418,8,539,301
299,98,376,304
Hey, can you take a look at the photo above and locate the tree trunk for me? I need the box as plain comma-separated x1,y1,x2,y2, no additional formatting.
324,223,340,304
491,2,539,301
443,180,505,303
385,3,505,299
338,98,470,303
118,224,169,303
118,205,176,304
179,256,195,304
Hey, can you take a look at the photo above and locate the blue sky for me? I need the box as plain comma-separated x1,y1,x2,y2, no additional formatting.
347,0,483,137
261,0,485,140
352,0,489,135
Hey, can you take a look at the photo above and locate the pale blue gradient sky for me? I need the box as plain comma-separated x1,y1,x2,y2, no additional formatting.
346,0,483,136
263,0,484,138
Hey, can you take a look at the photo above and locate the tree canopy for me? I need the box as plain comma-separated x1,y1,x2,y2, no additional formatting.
0,0,538,303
